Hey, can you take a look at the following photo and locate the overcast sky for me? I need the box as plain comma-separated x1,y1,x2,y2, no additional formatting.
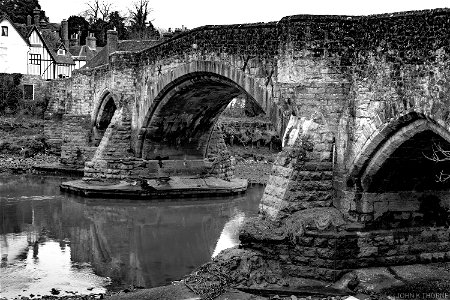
39,0,450,30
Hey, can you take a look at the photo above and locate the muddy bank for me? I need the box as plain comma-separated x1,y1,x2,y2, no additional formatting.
0,153,59,174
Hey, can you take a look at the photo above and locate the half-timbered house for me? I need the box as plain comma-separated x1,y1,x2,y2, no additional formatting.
27,26,75,79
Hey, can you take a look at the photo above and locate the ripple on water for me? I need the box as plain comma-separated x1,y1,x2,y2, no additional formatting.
2,195,58,202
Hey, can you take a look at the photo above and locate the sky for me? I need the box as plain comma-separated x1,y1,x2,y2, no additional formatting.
39,0,450,30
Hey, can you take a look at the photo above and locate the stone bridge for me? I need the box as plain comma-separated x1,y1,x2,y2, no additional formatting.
46,8,450,279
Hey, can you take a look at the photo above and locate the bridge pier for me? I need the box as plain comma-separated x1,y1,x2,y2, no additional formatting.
205,125,235,181
238,112,450,282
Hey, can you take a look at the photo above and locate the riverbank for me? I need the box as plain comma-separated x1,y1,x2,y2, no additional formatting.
0,116,59,174
0,149,274,187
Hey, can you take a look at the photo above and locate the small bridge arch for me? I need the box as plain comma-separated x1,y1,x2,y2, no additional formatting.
92,90,118,147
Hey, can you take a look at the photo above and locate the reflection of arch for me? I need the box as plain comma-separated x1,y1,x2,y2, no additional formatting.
92,91,117,146
136,72,268,159
348,113,450,191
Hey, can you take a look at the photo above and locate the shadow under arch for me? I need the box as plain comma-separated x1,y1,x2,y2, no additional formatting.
135,71,268,160
91,91,117,147
348,112,450,192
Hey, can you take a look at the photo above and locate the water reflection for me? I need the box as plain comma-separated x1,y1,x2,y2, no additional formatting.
0,175,264,297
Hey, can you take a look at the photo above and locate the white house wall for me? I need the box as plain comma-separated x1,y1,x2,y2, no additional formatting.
74,60,86,69
56,64,74,78
0,19,29,74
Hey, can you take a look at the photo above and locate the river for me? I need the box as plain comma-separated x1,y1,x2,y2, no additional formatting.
0,175,265,299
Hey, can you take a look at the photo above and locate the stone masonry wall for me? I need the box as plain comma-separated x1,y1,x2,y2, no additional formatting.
260,114,335,221
43,112,63,155
60,114,96,167
20,74,49,104
43,79,71,154
241,223,450,281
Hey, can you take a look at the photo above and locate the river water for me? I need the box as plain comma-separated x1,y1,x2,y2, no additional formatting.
0,175,265,299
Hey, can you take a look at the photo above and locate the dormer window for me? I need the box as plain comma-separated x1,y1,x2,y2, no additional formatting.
57,49,65,55
1,26,8,36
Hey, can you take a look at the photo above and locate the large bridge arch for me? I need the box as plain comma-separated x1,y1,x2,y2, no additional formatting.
347,112,450,192
134,61,278,160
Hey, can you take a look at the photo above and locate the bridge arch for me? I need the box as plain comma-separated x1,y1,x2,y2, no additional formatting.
92,91,118,147
135,63,275,160
347,112,450,192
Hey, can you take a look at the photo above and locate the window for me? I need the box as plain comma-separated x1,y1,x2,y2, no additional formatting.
57,49,65,55
23,84,34,101
1,26,8,36
29,54,41,65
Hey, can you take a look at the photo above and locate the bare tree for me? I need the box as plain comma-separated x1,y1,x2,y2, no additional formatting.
128,0,159,39
424,142,450,182
82,0,113,23
99,1,112,21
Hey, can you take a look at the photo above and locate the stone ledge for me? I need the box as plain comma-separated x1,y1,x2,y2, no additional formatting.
60,176,248,199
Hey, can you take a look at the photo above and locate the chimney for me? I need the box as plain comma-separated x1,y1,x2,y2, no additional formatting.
69,33,80,47
106,29,118,63
61,19,69,49
86,32,96,50
33,7,40,27
27,15,32,26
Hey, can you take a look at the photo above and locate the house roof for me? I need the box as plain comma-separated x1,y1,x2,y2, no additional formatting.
40,21,60,32
28,26,75,65
0,14,30,46
70,44,103,61
82,39,159,69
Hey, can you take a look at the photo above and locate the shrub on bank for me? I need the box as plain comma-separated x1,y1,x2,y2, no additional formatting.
0,134,46,157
